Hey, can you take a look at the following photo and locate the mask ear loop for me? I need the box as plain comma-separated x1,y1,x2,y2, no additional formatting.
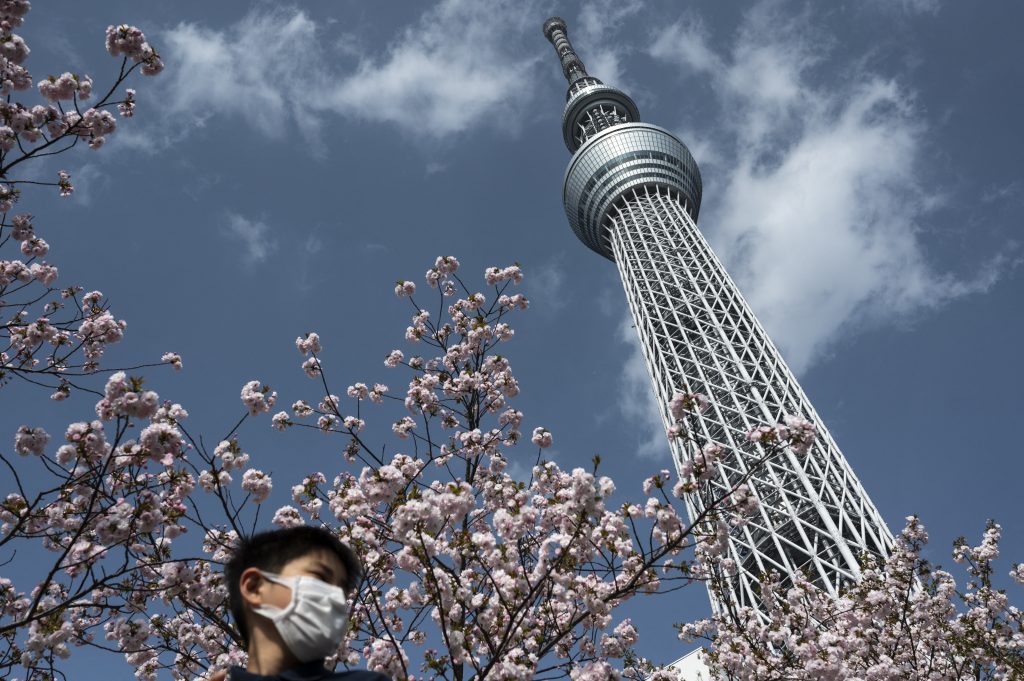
252,571,301,620
258,570,287,585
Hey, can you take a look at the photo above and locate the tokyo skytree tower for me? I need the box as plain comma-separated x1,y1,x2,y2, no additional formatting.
542,17,893,614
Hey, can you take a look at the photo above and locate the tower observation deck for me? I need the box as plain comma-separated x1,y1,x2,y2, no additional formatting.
543,17,893,617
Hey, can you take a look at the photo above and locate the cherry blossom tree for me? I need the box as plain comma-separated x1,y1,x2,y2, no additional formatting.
0,3,215,679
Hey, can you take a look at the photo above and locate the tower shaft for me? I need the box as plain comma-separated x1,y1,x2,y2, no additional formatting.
543,17,893,617
610,186,891,610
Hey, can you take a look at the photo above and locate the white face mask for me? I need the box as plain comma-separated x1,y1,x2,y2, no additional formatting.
252,570,351,662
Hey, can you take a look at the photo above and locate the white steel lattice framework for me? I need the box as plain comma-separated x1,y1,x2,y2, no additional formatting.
543,17,893,615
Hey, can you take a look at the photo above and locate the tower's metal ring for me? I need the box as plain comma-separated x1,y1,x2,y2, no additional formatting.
563,123,703,260
561,85,640,152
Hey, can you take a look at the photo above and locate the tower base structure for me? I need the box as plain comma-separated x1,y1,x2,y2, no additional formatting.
670,649,714,681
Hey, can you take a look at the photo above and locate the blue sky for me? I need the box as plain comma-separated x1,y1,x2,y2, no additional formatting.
5,0,1024,674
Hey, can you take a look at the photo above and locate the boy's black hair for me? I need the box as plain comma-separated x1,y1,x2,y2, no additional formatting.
225,526,361,646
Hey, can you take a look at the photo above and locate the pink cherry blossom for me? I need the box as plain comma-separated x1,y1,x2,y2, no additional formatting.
346,383,369,400
531,426,553,448
295,331,322,355
105,24,164,75
392,416,416,439
19,236,48,257
240,469,272,503
117,87,135,117
14,425,49,456
394,280,416,297
10,213,33,240
57,169,73,196
272,505,305,528
36,72,92,102
160,351,182,370
271,411,291,431
301,356,322,378
240,380,277,415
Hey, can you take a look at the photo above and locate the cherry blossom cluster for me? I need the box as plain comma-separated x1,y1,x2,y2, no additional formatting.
3,273,135,387
483,264,523,286
0,102,58,145
161,351,183,370
295,331,322,355
0,4,168,405
197,439,250,492
746,414,816,455
688,516,1024,680
1,390,212,679
105,24,164,75
56,169,72,196
2,377,277,681
37,72,91,101
240,380,277,416
0,1,31,96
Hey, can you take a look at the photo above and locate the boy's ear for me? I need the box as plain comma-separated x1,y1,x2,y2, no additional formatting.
239,567,266,608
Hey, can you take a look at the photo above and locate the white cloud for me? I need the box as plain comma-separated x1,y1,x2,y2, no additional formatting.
649,14,720,75
899,0,940,13
869,0,941,15
302,233,323,255
294,232,324,291
527,256,569,313
157,1,546,143
594,285,620,317
648,3,1002,372
575,0,644,88
981,181,1022,205
222,213,275,264
162,9,327,143
331,0,544,137
62,163,106,207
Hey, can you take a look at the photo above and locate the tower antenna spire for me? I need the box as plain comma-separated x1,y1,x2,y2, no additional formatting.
543,16,588,84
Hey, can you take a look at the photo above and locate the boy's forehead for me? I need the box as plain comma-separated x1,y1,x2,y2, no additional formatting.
282,548,347,584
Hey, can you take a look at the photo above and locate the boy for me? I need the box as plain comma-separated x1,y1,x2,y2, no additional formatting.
217,526,390,681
